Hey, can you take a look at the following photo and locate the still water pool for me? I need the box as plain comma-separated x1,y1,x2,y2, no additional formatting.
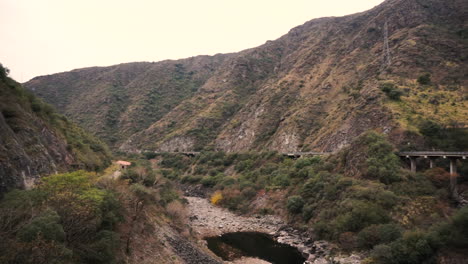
206,232,306,264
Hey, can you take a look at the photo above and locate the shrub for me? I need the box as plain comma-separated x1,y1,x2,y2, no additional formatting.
302,204,315,221
287,195,305,214
219,177,236,187
241,187,257,200
180,175,202,184
357,223,402,249
166,200,188,227
334,200,390,233
434,207,468,248
417,73,431,85
159,185,179,206
17,210,65,243
211,191,223,205
380,82,403,100
373,231,436,264
295,156,320,169
271,173,290,187
201,176,218,187
143,152,157,159
235,159,254,172
363,132,402,184
160,154,189,170
339,232,358,250
424,168,450,188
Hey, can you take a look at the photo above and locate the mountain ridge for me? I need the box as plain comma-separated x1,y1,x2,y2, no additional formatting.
25,0,468,152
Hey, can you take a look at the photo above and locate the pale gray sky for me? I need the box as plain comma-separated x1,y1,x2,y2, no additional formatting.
0,0,384,82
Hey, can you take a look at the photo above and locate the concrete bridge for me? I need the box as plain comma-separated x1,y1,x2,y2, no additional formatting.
143,150,329,158
282,152,329,158
397,151,467,175
142,151,201,157
142,150,467,175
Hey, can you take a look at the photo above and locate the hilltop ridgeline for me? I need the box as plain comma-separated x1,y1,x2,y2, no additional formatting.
25,0,467,152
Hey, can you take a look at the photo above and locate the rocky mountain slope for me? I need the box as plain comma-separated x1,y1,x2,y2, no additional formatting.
0,64,111,195
25,0,467,152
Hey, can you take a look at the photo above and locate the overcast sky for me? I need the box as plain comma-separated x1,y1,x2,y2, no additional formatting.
0,0,384,82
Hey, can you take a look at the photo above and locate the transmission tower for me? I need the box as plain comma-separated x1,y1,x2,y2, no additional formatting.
381,20,391,72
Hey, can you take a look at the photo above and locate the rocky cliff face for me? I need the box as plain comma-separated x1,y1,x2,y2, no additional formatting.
0,67,112,194
25,0,467,152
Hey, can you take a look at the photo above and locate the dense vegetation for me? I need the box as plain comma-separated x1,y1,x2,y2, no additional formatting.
153,131,468,263
0,171,121,264
0,161,187,264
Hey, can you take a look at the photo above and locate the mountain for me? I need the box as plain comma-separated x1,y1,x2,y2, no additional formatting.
25,0,468,152
0,64,112,194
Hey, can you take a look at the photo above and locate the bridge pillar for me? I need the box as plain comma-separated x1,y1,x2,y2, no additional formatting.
424,156,435,169
409,157,416,173
449,158,457,175
449,158,459,199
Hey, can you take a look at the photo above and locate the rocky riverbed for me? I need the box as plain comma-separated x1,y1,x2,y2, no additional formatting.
186,196,362,264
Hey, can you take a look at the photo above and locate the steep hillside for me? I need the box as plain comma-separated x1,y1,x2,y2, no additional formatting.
26,0,467,152
0,64,112,194
26,55,231,145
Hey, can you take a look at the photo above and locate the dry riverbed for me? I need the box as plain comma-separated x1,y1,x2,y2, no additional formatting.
185,196,363,264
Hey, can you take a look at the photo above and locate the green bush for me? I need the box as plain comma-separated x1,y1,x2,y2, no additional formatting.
235,159,254,172
0,171,122,264
417,73,431,85
380,82,403,100
372,231,436,264
434,207,468,248
180,175,202,184
363,132,402,184
17,210,65,243
287,195,304,214
271,173,290,187
160,154,189,170
159,184,180,206
334,200,390,233
219,177,236,187
143,152,157,159
302,204,315,221
201,175,219,187
295,156,321,169
357,223,401,249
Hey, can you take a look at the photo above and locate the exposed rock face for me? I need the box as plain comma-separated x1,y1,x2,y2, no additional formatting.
0,112,73,193
0,73,111,195
26,0,467,152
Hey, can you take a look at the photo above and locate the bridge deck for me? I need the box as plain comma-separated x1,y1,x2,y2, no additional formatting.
398,152,468,158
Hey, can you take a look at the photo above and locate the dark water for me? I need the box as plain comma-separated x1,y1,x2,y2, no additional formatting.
205,232,306,264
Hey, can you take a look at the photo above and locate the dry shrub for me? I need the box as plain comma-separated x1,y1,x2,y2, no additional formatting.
424,168,450,188
210,191,223,205
166,200,188,228
339,232,357,250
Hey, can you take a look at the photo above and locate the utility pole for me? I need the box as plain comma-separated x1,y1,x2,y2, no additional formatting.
381,20,391,72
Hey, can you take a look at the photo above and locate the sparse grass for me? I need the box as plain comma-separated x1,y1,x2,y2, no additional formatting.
384,81,467,131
